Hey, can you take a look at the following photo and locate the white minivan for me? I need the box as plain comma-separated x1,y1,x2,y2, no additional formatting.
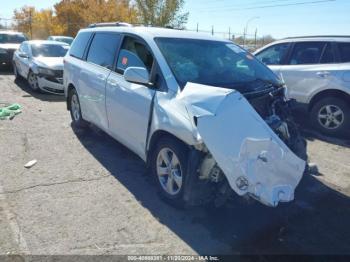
64,23,307,207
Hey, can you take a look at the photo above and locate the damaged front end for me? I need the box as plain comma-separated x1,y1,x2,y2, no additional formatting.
179,83,307,207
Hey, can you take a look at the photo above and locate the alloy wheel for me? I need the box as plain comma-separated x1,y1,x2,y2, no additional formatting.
28,72,39,90
71,94,81,122
156,148,183,196
318,104,344,130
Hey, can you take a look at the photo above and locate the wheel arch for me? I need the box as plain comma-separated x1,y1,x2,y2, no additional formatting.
146,129,192,167
308,89,350,112
66,83,76,110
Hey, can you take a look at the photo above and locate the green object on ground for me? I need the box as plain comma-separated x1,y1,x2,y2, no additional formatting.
0,103,22,120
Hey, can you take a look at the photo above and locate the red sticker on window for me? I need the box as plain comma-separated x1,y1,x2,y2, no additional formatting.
122,57,128,65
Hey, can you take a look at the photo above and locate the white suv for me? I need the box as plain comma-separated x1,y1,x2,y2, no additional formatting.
255,36,350,137
64,23,307,207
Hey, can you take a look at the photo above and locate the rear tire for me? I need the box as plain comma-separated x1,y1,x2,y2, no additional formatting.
151,137,189,207
68,88,88,128
310,97,350,137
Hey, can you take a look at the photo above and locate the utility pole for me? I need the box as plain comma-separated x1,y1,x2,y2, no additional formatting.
196,23,199,32
229,27,231,41
211,25,214,36
243,16,259,49
254,28,257,49
67,14,70,36
243,28,246,48
29,9,33,39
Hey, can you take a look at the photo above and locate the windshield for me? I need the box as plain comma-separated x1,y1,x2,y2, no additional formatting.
0,33,27,44
55,37,73,45
155,38,282,93
31,44,68,57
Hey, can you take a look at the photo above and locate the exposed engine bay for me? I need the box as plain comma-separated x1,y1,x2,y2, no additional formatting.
248,86,307,161
180,83,307,207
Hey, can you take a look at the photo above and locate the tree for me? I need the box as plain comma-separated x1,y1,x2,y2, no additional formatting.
12,0,188,38
135,0,188,28
54,0,138,36
13,6,36,38
54,0,88,36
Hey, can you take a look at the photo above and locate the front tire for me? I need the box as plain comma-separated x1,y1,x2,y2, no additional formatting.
69,88,87,128
310,97,350,137
13,62,20,79
151,137,189,206
27,71,40,92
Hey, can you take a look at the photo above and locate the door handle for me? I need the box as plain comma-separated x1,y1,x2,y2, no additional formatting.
97,74,106,81
316,71,330,78
108,79,118,87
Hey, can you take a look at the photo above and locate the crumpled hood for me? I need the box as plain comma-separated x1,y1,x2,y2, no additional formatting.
0,43,20,50
178,83,306,207
33,57,64,70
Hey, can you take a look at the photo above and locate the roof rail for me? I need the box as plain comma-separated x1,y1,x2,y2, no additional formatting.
283,35,350,39
88,22,133,28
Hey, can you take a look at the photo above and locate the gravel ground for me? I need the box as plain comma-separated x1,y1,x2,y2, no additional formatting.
0,68,350,256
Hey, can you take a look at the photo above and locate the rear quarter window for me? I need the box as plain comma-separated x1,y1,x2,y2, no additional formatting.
337,42,350,63
69,32,92,59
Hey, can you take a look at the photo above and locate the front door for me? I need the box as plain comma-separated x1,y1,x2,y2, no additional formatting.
106,36,156,158
255,42,291,78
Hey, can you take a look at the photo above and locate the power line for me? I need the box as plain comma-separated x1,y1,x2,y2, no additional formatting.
196,0,336,12
198,0,301,8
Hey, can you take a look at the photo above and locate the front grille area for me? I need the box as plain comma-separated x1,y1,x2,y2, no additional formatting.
248,94,272,119
43,70,63,84
53,70,63,78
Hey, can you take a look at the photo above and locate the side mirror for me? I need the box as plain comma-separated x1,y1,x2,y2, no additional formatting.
124,67,150,85
19,52,29,59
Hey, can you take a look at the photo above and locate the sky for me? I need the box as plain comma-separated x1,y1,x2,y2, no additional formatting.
0,0,349,39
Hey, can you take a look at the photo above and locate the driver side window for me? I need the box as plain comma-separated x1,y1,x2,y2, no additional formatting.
256,43,290,65
116,37,154,74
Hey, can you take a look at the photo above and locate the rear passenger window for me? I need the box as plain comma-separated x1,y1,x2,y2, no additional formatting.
69,32,92,59
116,37,154,73
337,43,350,62
86,33,121,69
289,42,326,65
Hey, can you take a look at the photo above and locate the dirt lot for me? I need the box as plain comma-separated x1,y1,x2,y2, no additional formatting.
0,68,350,256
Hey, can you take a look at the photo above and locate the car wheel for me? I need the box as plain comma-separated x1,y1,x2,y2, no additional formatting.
69,88,87,128
310,97,350,137
151,137,189,206
27,71,40,91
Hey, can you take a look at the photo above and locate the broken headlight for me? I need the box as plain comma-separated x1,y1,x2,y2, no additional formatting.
265,115,290,141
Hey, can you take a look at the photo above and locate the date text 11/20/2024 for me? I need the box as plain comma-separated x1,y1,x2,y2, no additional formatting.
127,255,220,261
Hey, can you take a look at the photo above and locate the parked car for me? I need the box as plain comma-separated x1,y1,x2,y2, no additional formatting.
64,23,307,207
0,31,27,67
254,36,350,136
13,40,69,94
47,36,74,45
